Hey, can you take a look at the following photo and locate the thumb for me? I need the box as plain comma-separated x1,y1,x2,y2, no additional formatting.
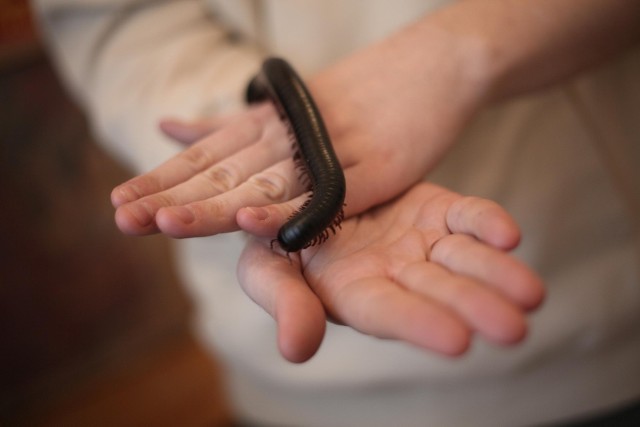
238,237,326,362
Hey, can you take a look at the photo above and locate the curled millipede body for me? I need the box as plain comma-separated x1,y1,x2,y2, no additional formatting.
246,57,346,253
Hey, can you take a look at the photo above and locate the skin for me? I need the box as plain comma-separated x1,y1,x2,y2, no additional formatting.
111,0,640,238
238,183,544,363
108,0,639,360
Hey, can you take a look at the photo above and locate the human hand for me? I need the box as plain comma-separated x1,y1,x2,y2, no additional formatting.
236,182,545,363
110,18,488,237
110,104,297,236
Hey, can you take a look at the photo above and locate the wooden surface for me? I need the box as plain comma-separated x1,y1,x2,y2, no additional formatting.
0,43,232,426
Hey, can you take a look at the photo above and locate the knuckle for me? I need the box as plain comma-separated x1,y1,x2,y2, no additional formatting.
180,145,213,173
202,164,239,193
248,171,288,202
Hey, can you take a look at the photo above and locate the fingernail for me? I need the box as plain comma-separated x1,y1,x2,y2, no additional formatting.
171,206,195,224
247,207,269,221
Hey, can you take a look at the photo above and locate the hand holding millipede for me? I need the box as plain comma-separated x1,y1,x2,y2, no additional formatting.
237,182,545,362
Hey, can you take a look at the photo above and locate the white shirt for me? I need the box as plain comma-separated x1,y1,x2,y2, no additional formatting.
32,1,640,425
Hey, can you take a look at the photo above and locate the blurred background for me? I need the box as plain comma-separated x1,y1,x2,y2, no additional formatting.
0,1,232,425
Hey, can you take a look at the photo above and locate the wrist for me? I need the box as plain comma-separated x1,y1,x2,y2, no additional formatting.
403,14,494,119
415,4,502,108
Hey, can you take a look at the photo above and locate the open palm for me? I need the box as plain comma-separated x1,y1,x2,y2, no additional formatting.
237,182,544,363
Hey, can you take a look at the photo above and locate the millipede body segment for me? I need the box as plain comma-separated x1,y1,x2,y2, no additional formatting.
246,57,346,253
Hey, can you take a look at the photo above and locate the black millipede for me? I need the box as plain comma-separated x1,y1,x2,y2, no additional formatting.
246,57,346,253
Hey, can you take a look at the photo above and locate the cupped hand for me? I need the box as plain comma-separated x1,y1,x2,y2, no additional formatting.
110,18,487,238
236,182,545,363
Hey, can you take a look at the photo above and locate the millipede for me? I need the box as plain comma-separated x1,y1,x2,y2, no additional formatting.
246,57,346,253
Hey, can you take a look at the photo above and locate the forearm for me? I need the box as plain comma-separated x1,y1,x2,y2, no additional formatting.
424,0,640,102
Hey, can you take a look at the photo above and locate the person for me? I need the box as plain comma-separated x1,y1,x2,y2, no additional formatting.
32,0,640,426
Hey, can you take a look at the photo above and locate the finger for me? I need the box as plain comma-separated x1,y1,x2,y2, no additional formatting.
236,192,311,238
430,234,545,311
115,124,293,235
111,106,276,208
159,103,275,145
446,196,521,250
323,277,472,356
397,261,528,345
159,117,229,145
236,155,376,239
155,159,306,237
112,121,260,207
238,237,326,363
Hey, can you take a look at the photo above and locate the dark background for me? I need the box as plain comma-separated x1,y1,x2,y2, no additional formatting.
0,1,231,425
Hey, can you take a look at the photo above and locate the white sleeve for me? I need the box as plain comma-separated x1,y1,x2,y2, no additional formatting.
31,0,264,173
